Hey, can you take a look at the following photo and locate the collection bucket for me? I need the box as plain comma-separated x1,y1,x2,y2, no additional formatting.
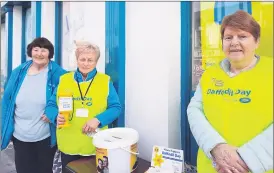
93,128,139,173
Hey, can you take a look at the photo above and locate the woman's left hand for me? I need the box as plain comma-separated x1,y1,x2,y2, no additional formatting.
82,118,100,134
41,114,50,123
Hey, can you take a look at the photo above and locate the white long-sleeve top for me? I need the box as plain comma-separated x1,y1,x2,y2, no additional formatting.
187,57,273,173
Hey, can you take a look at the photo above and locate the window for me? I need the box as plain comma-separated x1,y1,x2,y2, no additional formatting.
191,2,273,91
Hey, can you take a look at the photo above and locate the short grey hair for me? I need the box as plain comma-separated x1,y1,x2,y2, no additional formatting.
74,40,100,60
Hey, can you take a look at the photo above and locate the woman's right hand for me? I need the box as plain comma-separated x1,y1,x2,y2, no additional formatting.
211,144,249,173
57,113,66,128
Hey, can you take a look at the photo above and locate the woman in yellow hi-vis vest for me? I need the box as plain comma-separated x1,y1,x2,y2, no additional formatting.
187,10,273,173
54,41,121,170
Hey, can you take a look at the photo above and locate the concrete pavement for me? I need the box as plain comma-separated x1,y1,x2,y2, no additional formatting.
0,143,16,173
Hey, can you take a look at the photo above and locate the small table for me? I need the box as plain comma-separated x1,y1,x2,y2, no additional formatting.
65,157,150,173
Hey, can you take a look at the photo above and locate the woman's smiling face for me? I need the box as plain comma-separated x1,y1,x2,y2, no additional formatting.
222,27,259,63
31,47,50,66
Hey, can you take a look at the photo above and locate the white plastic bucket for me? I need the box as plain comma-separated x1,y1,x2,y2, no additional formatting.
93,128,139,173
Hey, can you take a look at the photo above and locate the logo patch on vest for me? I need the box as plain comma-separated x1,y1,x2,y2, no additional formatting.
207,89,252,103
239,98,251,103
73,97,92,101
207,89,251,97
211,78,224,87
86,102,92,106
72,97,93,106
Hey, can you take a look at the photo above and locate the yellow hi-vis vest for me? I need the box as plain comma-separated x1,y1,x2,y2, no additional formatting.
56,72,109,156
198,56,273,173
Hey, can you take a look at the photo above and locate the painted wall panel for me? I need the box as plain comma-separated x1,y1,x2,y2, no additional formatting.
126,2,181,161
12,6,22,69
61,2,105,72
25,7,32,61
1,24,7,95
105,2,126,127
41,2,55,60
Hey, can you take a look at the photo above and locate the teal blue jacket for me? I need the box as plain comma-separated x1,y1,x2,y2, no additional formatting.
1,60,66,150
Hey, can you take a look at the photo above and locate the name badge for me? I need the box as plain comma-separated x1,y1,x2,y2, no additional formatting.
59,97,73,112
76,108,89,117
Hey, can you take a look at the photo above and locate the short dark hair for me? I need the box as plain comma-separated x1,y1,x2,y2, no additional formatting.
221,10,260,41
27,37,54,59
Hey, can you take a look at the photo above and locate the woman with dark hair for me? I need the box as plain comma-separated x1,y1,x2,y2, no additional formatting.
187,10,273,173
97,158,104,173
103,156,109,173
1,37,66,173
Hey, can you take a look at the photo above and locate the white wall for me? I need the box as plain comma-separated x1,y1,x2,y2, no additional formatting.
41,2,55,60
61,2,105,72
1,2,7,7
1,24,7,77
31,2,37,39
25,7,32,60
12,6,23,69
5,12,10,74
125,2,181,161
168,5,181,150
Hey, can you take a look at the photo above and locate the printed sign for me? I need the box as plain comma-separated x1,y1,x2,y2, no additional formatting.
59,97,73,112
151,146,184,173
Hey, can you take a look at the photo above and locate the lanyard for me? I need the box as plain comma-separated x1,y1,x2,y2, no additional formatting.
76,72,97,106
